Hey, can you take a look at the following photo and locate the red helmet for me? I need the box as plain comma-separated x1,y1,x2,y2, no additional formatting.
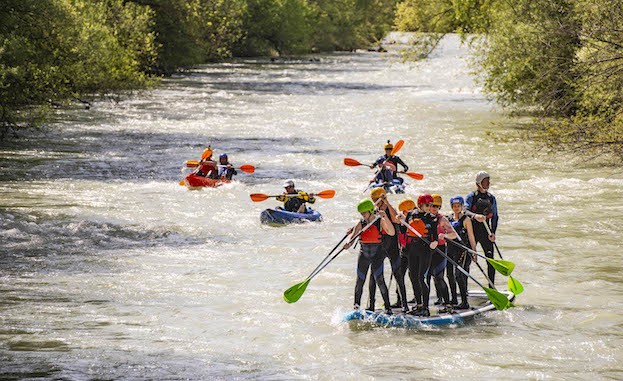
417,194,433,205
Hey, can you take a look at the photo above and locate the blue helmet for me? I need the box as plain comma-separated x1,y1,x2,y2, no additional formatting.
219,153,228,160
450,195,464,206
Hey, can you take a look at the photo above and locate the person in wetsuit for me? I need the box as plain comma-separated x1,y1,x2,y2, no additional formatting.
392,198,420,308
276,179,316,213
371,140,408,184
428,194,457,313
344,199,395,315
447,195,478,309
465,171,498,287
398,194,439,317
194,146,218,178
217,153,237,180
365,188,409,313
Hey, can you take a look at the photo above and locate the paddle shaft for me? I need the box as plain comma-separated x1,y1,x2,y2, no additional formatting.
399,220,488,290
463,210,504,260
303,232,350,281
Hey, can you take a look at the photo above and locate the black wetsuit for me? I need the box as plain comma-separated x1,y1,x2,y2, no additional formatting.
354,219,391,312
277,189,316,213
466,191,497,287
367,212,408,311
428,243,450,306
446,214,469,305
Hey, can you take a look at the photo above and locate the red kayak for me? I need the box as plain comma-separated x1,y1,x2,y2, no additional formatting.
183,174,231,190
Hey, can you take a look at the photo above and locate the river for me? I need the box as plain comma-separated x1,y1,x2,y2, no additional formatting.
1,34,622,380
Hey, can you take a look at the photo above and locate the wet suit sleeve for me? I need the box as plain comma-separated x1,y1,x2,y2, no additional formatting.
297,191,315,204
465,191,475,211
393,156,408,172
490,194,499,233
276,195,287,202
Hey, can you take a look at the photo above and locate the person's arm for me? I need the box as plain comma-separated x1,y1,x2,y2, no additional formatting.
380,210,395,236
464,217,478,259
298,191,316,204
343,222,363,249
395,156,408,172
381,194,398,223
490,194,499,233
438,216,457,241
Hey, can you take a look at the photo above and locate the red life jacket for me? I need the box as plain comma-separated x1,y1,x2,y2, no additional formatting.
360,219,382,244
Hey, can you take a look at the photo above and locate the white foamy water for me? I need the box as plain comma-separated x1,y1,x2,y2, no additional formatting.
1,35,622,379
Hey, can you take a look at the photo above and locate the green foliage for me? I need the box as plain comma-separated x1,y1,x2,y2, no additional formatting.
394,0,490,33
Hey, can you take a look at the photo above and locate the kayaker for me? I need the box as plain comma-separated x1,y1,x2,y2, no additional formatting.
366,188,409,313
465,171,498,287
195,146,218,178
370,162,396,186
343,199,395,315
217,153,237,180
447,195,478,309
371,141,409,183
428,194,457,313
276,180,316,213
397,194,439,317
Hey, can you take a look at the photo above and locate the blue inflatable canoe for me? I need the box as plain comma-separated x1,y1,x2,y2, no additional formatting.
343,290,515,329
368,179,406,194
260,208,322,226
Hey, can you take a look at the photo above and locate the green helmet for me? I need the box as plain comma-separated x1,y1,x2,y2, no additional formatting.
357,199,375,214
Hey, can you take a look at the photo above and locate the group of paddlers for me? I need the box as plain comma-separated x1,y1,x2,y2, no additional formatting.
345,170,498,317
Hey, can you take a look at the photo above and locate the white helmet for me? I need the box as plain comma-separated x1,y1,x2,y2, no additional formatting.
475,171,490,185
283,179,295,188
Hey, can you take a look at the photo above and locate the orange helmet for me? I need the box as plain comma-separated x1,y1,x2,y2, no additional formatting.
398,198,415,212
431,194,442,207
370,187,386,201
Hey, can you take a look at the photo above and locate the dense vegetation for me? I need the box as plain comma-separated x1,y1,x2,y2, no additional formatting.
395,0,623,159
0,0,397,133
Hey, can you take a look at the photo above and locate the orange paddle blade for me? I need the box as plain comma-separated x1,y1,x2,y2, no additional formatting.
391,140,404,156
344,158,363,167
179,179,186,186
185,160,199,168
404,172,424,180
239,164,255,174
315,190,336,199
250,193,270,202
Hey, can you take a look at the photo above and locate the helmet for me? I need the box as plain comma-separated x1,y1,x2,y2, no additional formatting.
431,194,442,207
283,179,295,188
201,146,213,160
450,195,464,206
357,199,375,214
417,194,433,206
476,171,490,185
384,140,393,150
219,153,228,160
370,187,386,201
398,198,416,212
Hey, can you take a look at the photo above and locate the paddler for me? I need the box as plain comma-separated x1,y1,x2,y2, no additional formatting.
195,146,218,178
217,153,237,180
366,188,409,313
393,198,419,309
276,180,316,213
465,171,498,287
397,194,439,317
371,140,409,184
370,162,396,187
428,194,457,313
447,195,478,309
344,199,395,315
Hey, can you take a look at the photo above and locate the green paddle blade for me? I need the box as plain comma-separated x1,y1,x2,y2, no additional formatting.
283,279,311,304
484,287,511,310
486,258,515,276
508,275,524,295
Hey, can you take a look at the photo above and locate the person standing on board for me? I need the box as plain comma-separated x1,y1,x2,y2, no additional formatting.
217,153,237,180
465,171,499,287
344,199,395,315
447,195,478,309
371,141,409,183
276,180,316,213
366,188,409,313
428,194,457,313
194,146,218,178
397,194,439,317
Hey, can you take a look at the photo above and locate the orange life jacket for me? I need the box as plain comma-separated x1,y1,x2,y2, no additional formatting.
360,219,382,244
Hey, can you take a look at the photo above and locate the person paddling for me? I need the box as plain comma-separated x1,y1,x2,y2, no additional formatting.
344,199,395,315
217,153,237,180
366,188,409,313
397,194,439,317
371,141,409,184
428,194,457,313
276,180,316,213
447,196,478,309
465,171,498,287
194,146,218,178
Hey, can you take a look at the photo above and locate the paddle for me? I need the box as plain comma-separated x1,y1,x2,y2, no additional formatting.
250,190,336,202
185,160,255,173
344,158,373,168
284,216,381,304
482,220,524,295
362,139,405,193
398,171,424,180
445,239,515,277
399,220,511,310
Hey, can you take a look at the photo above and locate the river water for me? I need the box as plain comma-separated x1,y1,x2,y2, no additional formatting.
1,34,622,380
